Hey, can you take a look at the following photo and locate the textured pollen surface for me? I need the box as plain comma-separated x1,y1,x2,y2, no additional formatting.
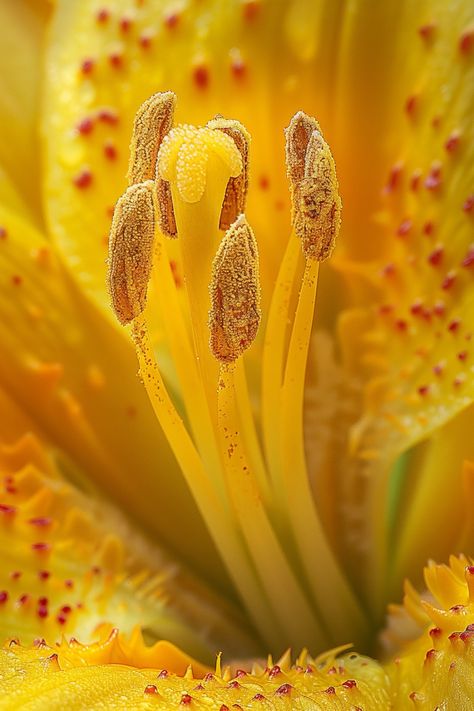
158,126,242,203
0,643,390,710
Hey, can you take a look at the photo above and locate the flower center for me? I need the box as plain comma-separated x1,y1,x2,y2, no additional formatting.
107,91,368,654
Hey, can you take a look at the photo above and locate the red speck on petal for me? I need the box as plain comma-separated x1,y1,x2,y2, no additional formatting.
18,594,29,605
144,685,158,695
164,12,180,29
231,57,246,79
342,680,357,689
425,649,437,661
397,219,412,237
220,706,229,711
464,195,474,213
97,108,119,125
425,164,442,190
462,246,474,267
80,58,95,75
448,319,461,333
235,670,247,678
423,221,435,236
0,503,16,515
76,117,94,135
38,570,50,581
268,666,281,678
139,32,153,49
158,670,169,679
120,16,132,32
180,694,192,705
428,246,444,266
73,169,93,189
10,571,21,580
64,579,74,589
418,23,436,41
410,301,423,316
433,362,444,376
0,226,7,240
109,52,123,69
442,271,456,290
410,170,422,191
459,28,474,54
37,606,48,619
29,517,52,527
395,319,408,332
243,1,260,21
325,687,336,694
384,162,403,193
32,542,51,553
0,591,8,604
382,263,396,278
418,385,430,397
228,681,240,689
11,275,22,286
96,8,110,23
466,566,474,576
445,132,461,152
193,64,209,89
103,141,118,160
253,694,265,701
57,614,67,625
430,626,442,638
405,94,418,116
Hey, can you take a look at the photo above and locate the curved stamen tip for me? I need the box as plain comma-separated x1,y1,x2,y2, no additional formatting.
127,91,176,185
107,181,155,325
285,111,342,261
209,214,261,364
157,125,243,205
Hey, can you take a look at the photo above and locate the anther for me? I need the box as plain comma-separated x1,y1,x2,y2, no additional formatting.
127,91,176,185
285,111,341,260
207,116,250,230
209,214,260,363
107,181,155,325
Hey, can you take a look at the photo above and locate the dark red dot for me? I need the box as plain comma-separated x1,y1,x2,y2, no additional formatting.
80,58,95,75
120,16,132,32
0,503,16,515
464,195,474,213
77,117,94,135
96,8,110,23
193,65,209,89
243,1,260,21
97,108,119,125
325,686,336,694
276,684,292,695
418,23,436,41
445,132,460,152
268,665,281,678
0,226,7,240
342,679,357,689
428,246,443,266
38,570,50,581
180,694,192,705
103,141,118,160
32,542,51,553
397,218,412,237
164,12,180,29
73,169,93,189
29,517,52,527
109,52,123,69
405,94,418,116
0,591,8,604
459,29,474,54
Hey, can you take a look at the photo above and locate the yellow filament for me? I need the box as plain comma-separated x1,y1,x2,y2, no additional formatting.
131,312,282,650
279,246,368,644
152,234,225,499
261,231,301,476
217,364,328,651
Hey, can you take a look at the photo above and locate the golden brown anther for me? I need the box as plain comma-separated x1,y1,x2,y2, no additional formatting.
207,116,250,231
156,178,177,237
127,91,176,185
209,214,260,363
285,111,341,261
107,181,155,325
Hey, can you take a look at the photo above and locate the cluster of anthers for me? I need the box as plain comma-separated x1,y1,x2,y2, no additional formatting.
107,90,351,655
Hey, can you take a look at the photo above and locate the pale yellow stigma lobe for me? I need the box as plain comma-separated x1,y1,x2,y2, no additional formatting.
127,91,176,185
158,125,243,204
207,116,250,230
107,181,155,325
285,111,341,261
209,214,260,363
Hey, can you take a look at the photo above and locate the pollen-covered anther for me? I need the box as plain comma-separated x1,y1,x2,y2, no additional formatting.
107,181,155,325
207,116,250,230
127,91,176,185
209,214,260,363
285,111,342,261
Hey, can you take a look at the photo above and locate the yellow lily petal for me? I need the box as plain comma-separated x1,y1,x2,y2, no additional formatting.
0,203,230,593
0,641,390,710
0,0,50,222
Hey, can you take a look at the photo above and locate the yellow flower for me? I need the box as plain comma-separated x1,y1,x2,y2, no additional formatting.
0,0,473,707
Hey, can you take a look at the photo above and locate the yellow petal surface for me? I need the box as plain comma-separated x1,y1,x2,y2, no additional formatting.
0,642,390,711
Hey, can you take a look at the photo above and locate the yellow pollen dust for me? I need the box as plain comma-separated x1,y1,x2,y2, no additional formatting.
127,91,176,185
157,125,243,204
